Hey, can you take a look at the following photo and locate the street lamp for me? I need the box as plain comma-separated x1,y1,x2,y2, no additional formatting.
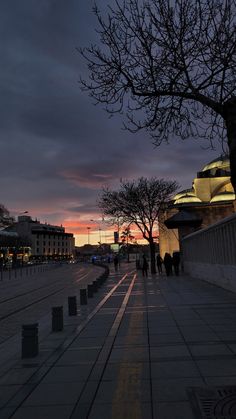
90,219,103,244
87,227,91,245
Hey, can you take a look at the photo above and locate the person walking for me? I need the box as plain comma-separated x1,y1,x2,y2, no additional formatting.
172,252,180,276
142,255,149,277
163,253,172,276
113,255,119,272
156,254,163,274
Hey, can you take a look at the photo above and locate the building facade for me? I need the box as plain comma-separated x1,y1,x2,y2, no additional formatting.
159,156,236,257
6,216,75,260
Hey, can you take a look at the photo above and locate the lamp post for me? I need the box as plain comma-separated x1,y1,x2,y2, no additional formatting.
17,211,29,268
90,219,103,244
87,227,91,245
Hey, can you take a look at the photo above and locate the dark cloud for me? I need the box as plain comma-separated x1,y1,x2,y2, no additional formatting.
0,0,222,244
67,204,99,214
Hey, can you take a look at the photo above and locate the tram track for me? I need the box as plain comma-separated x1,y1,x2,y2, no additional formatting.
0,267,87,305
0,286,66,322
0,272,86,306
0,268,91,322
0,265,103,346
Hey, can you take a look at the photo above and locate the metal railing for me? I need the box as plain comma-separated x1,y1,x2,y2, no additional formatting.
0,262,62,281
182,213,236,266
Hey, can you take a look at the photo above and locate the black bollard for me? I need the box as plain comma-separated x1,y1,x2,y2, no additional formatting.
87,284,93,298
22,323,38,358
97,276,102,287
80,289,87,305
52,306,63,331
93,280,98,292
101,273,106,283
68,296,77,316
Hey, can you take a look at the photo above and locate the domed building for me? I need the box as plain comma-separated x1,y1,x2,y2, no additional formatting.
159,155,235,257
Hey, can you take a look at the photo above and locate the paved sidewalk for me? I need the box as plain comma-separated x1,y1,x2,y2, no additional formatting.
1,265,236,419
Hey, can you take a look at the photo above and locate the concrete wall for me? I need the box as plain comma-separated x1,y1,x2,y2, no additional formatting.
182,212,236,292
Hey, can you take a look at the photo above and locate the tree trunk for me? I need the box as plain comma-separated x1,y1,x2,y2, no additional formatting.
149,240,156,274
127,237,130,262
223,98,236,196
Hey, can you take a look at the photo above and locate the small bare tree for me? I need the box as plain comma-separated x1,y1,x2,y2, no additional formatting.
120,226,135,262
80,0,236,193
0,204,14,228
98,177,178,273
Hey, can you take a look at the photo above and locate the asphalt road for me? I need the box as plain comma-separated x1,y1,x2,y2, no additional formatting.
0,263,104,345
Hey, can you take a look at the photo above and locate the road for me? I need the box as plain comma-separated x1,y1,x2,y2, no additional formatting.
0,263,104,345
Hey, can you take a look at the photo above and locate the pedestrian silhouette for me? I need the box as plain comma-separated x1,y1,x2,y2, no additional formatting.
172,252,180,276
142,255,149,277
163,253,172,276
114,255,119,272
156,254,163,274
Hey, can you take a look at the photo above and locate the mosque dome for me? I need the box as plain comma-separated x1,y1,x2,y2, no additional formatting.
202,155,229,172
174,194,202,205
173,155,234,207
198,155,230,178
174,189,195,201
210,191,236,203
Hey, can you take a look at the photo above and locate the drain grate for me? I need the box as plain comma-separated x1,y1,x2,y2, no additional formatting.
188,386,236,419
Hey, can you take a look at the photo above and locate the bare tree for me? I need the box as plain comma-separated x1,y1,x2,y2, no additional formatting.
120,226,135,262
80,0,236,193
0,204,14,228
98,177,178,273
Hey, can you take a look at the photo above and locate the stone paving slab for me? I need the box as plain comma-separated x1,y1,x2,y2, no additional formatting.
153,401,195,419
72,402,153,419
6,405,74,419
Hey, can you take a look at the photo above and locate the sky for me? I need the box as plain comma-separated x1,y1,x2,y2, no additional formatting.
0,0,223,246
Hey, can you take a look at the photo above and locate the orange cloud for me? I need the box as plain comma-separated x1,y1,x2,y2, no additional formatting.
60,170,113,189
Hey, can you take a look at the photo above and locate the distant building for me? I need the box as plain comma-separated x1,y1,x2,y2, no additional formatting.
159,155,235,257
6,215,75,260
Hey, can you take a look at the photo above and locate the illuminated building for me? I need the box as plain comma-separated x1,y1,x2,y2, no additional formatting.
159,155,236,257
6,215,75,260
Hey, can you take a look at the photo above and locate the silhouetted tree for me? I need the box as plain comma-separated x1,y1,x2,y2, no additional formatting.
0,203,14,228
80,0,236,193
120,226,135,262
99,177,178,273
